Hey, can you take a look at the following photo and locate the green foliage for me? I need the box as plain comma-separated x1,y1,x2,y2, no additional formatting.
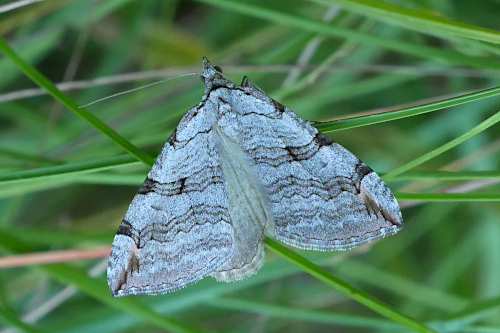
0,0,499,332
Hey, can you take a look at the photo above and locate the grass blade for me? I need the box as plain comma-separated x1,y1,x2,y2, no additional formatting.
0,305,46,333
264,238,437,333
314,85,500,132
195,0,500,69
0,36,154,167
395,193,500,201
207,298,400,329
387,171,500,181
0,231,207,333
0,154,144,185
383,110,500,180
313,0,500,44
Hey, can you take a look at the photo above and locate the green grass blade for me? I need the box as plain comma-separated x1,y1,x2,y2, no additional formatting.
0,147,61,166
2,82,498,186
1,227,113,247
0,177,84,198
313,0,500,44
0,37,154,167
67,172,146,185
0,305,46,333
395,193,500,201
0,154,144,185
444,295,500,325
45,264,208,333
383,110,500,180
207,298,400,329
0,231,207,333
6,157,498,191
387,171,500,180
264,238,437,333
195,0,500,69
314,85,500,132
334,260,468,311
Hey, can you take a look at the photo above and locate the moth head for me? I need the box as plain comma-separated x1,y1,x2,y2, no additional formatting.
200,57,233,95
201,57,224,83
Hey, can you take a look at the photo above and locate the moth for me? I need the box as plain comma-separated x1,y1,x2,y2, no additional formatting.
107,58,403,297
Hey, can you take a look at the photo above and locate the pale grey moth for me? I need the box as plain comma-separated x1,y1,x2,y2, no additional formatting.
107,57,403,297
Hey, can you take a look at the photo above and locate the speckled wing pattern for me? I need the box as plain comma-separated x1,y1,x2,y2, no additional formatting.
107,58,403,296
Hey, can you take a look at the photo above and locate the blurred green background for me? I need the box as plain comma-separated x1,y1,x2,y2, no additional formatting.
0,0,500,332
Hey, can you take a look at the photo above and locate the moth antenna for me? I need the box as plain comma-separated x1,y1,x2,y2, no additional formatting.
80,72,200,108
